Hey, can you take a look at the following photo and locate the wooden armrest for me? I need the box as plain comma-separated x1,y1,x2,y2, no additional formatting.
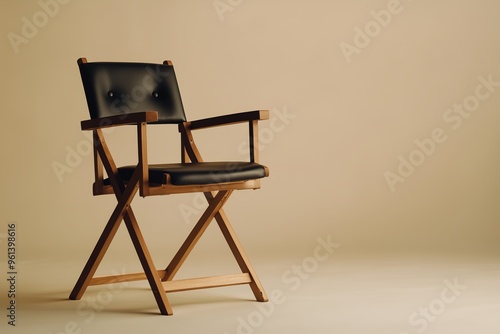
187,110,269,130
81,111,159,130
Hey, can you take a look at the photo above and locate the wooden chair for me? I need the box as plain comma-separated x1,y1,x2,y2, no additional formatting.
69,58,269,315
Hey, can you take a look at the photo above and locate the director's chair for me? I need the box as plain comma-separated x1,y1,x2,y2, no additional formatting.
69,58,269,315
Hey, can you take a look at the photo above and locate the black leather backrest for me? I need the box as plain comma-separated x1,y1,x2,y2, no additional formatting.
78,60,186,123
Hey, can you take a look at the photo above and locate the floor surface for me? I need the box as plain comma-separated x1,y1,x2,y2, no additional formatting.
2,254,499,334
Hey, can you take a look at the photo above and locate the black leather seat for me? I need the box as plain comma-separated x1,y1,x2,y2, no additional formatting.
116,161,267,185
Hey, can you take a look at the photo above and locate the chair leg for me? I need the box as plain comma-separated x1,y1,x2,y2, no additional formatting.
213,209,268,302
69,177,140,300
70,174,173,315
123,209,173,315
162,190,268,302
163,190,233,280
205,190,268,302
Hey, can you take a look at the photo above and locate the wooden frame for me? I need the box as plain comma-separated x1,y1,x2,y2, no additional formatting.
70,104,269,315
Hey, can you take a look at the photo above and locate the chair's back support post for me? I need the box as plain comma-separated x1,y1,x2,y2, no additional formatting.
94,129,125,194
138,122,150,197
92,130,105,195
180,133,190,163
179,122,203,163
249,120,259,163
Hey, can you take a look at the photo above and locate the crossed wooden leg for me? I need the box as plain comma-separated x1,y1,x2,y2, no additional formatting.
162,190,268,302
70,172,267,315
69,169,173,315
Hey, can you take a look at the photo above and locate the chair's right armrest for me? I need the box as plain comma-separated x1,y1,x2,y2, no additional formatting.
81,111,159,130
188,110,269,130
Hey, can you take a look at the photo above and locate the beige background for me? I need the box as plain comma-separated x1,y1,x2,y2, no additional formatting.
1,0,500,333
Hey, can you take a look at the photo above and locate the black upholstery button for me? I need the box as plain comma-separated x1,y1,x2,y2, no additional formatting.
152,91,159,98
107,91,114,97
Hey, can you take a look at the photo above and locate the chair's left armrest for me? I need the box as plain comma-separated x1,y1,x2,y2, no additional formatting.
188,110,269,130
81,111,159,131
